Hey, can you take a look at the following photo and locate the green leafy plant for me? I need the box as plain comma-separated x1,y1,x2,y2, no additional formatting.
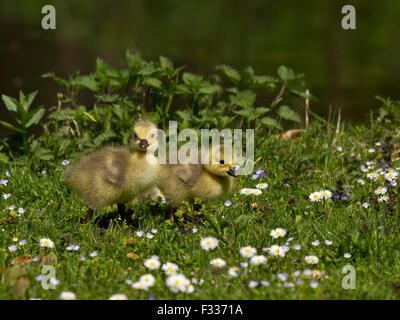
0,91,45,154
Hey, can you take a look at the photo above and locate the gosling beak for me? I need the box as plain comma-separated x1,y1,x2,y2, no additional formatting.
138,139,149,149
227,167,238,177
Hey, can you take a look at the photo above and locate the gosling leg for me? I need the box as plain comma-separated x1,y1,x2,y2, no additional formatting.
117,203,127,221
84,208,94,224
169,207,175,222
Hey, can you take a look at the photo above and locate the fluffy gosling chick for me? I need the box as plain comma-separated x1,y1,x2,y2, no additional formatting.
157,146,237,219
64,119,159,223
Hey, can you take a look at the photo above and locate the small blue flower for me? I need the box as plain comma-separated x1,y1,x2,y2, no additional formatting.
224,200,232,207
61,160,70,166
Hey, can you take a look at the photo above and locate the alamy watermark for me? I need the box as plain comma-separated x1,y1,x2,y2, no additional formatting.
341,265,356,289
144,121,255,175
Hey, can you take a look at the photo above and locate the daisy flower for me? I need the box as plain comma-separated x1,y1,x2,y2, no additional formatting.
200,237,219,251
240,188,253,195
309,191,322,202
304,256,319,264
375,186,387,195
162,262,179,274
248,281,259,288
270,228,286,239
320,190,332,199
366,172,378,181
385,171,398,181
268,245,286,257
228,267,240,277
132,281,148,290
144,257,161,270
210,258,226,268
250,255,267,265
60,292,76,300
256,183,268,189
109,294,128,300
139,274,156,288
39,238,54,248
252,189,262,196
239,246,257,258
377,195,389,202
166,274,190,293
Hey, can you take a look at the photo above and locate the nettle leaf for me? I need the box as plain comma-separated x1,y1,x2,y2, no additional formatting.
255,107,270,117
143,77,162,89
182,73,204,88
25,107,45,128
261,117,282,130
20,91,38,112
277,105,301,123
2,94,19,113
126,51,143,70
160,56,173,71
72,75,100,92
199,84,222,95
216,65,241,86
229,90,256,109
241,66,255,85
277,65,296,82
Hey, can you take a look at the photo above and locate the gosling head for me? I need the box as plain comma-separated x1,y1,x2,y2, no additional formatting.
203,145,238,178
131,120,158,152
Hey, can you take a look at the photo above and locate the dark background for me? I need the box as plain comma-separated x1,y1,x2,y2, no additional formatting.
1,0,399,124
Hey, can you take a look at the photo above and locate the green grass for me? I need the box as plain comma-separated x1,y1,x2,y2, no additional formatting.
1,121,400,300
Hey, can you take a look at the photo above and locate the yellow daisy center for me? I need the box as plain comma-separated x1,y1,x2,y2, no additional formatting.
206,241,212,245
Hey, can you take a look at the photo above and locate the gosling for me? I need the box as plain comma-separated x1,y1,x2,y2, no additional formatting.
157,145,238,220
64,119,159,223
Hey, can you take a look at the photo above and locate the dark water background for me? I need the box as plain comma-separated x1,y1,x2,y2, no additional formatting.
1,0,399,128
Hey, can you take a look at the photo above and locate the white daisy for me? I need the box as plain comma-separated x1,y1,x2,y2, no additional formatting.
309,191,322,202
252,189,263,196
304,256,319,264
240,188,253,195
109,294,128,300
60,292,76,300
239,246,257,258
228,267,240,277
320,190,332,199
132,281,148,290
39,238,54,248
256,183,268,189
200,237,219,251
377,195,389,202
139,274,156,288
162,262,179,274
144,257,161,270
366,172,378,181
375,186,387,195
268,245,286,257
210,258,226,268
385,171,398,181
270,228,286,238
166,274,191,293
250,255,267,265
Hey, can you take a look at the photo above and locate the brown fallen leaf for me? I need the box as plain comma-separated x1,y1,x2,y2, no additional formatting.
275,129,304,141
126,252,139,259
11,256,32,266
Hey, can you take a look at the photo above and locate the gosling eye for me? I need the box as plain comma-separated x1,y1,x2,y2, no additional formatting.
219,160,225,165
150,133,155,138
